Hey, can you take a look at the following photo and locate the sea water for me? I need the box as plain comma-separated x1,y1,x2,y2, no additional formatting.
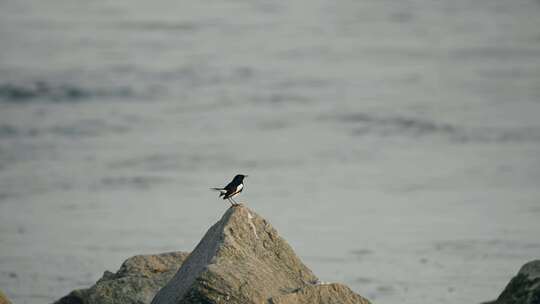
1,0,540,303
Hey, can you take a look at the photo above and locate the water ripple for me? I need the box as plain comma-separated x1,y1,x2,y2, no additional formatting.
0,81,133,103
335,112,540,143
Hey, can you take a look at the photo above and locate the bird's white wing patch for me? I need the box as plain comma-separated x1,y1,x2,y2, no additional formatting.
236,183,243,191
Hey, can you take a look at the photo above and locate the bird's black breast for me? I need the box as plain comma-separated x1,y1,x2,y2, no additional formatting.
224,180,239,192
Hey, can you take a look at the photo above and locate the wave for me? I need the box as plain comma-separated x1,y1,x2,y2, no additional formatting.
337,112,540,143
112,20,209,32
0,81,133,103
340,113,457,136
93,175,172,190
0,120,128,140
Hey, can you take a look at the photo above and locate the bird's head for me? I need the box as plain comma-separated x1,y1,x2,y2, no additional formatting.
234,174,247,181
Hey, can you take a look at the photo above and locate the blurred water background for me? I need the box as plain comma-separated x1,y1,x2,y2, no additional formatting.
1,0,540,303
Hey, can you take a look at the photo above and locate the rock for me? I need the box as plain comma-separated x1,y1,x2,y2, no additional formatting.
0,290,12,304
55,251,189,304
53,204,371,304
519,261,540,281
151,204,370,304
269,283,371,304
485,260,540,304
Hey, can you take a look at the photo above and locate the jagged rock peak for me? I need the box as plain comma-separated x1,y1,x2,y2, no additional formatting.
151,204,319,304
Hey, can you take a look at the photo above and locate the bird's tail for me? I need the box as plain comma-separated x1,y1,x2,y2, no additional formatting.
210,187,226,197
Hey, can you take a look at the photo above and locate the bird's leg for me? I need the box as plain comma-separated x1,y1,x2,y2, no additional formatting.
227,198,235,207
230,197,239,206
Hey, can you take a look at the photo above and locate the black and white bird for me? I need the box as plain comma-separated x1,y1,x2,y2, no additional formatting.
211,174,247,206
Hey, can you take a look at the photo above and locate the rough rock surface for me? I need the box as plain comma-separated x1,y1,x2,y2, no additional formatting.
151,204,322,304
0,290,12,304
55,251,189,304
485,260,540,304
269,283,371,304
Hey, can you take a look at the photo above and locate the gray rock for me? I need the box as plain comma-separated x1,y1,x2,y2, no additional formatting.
55,251,189,304
0,290,12,304
485,260,540,304
54,204,371,304
151,204,322,304
520,260,540,281
269,283,371,304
